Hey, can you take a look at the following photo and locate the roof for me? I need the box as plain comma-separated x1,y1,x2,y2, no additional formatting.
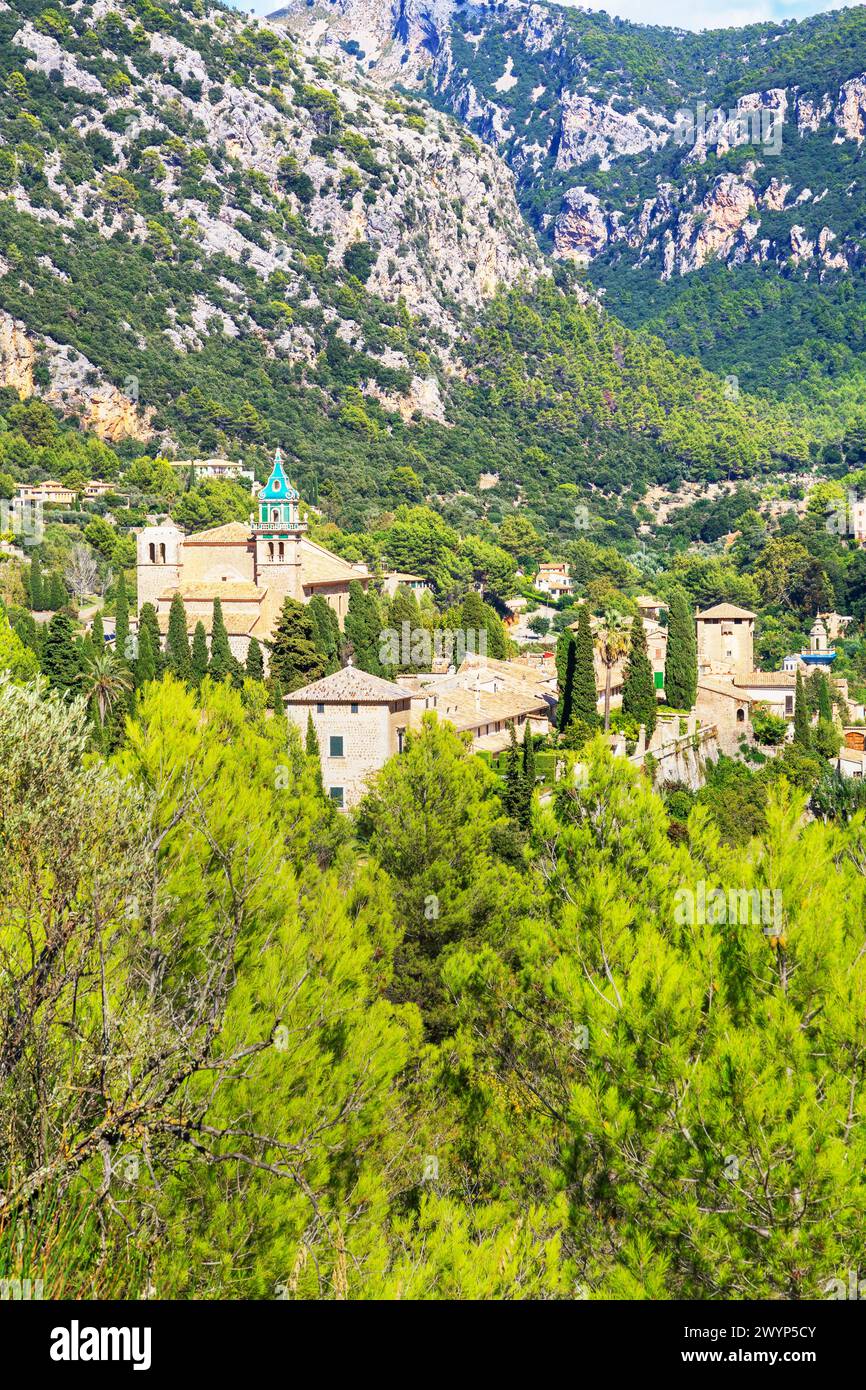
636,595,665,608
157,611,257,637
285,665,412,705
733,671,797,688
184,521,252,544
300,539,370,586
159,581,263,602
414,686,549,733
697,677,753,703
696,603,756,620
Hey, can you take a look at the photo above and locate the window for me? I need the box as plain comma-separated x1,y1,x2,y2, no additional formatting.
316,703,324,714
329,787,344,807
397,727,405,754
148,542,155,563
785,696,793,715
736,708,745,723
268,542,274,560
159,543,166,563
329,736,344,758
350,703,358,714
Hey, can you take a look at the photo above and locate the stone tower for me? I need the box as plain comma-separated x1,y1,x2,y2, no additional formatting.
136,519,183,611
252,448,307,604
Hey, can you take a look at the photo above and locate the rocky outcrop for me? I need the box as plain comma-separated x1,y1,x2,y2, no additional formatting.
836,76,866,142
0,311,152,442
554,188,616,261
555,94,671,171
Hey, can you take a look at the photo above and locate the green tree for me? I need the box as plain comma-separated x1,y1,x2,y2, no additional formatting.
794,668,811,748
520,730,536,829
344,581,383,675
358,713,530,1041
190,622,209,686
41,610,79,691
78,648,133,726
622,616,657,736
269,597,327,692
27,557,44,611
138,603,163,674
664,586,697,710
114,573,130,664
135,624,157,687
572,605,598,726
245,637,264,682
166,593,190,681
208,597,234,682
308,594,341,673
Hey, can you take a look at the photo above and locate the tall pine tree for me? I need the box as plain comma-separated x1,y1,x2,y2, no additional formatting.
246,638,264,681
191,622,209,685
270,597,327,692
794,668,811,747
166,593,190,681
344,582,383,675
572,605,598,726
114,573,130,663
622,615,657,736
41,610,79,690
209,597,234,682
28,557,44,612
664,587,697,711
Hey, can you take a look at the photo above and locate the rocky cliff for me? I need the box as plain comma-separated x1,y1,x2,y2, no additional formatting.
0,0,540,438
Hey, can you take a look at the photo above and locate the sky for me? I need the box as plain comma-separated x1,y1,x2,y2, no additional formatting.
245,1,856,30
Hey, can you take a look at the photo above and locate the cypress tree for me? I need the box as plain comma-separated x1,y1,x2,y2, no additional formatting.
559,633,576,730
135,624,157,686
28,557,44,611
794,668,811,747
270,597,327,692
344,581,383,675
306,710,324,794
138,602,164,674
246,637,264,681
817,673,833,722
622,615,657,736
91,610,104,649
209,597,233,681
41,609,79,690
572,605,598,726
664,587,697,711
268,674,284,715
520,730,536,828
191,622,209,685
503,722,522,820
166,593,190,680
114,573,130,663
48,572,66,611
308,593,341,673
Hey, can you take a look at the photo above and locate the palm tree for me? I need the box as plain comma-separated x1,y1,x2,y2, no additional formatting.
77,648,133,726
597,610,631,734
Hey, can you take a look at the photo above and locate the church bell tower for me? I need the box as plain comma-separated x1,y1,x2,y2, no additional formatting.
253,448,307,602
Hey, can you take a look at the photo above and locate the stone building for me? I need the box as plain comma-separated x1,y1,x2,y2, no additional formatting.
136,449,369,664
284,665,413,810
695,602,755,678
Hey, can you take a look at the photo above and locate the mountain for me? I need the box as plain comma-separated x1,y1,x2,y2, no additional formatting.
0,0,847,545
274,0,866,399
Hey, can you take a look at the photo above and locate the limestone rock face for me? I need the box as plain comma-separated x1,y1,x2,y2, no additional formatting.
274,0,866,283
0,312,36,398
0,312,152,442
553,188,616,261
554,94,671,172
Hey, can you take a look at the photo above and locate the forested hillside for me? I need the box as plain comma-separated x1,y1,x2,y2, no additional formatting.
279,0,866,427
0,0,848,548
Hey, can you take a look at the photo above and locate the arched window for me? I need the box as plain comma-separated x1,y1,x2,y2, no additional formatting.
736,707,745,723
159,543,166,563
278,542,285,561
148,542,155,563
268,541,274,560
272,508,279,523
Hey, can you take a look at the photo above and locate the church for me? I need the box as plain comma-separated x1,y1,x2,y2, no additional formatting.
136,449,370,664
